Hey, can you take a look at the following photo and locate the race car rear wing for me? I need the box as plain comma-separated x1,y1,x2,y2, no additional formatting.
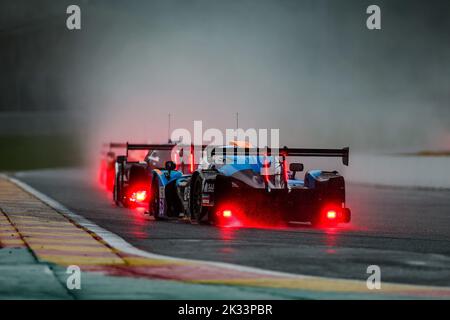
103,142,127,149
100,142,127,156
124,143,207,172
209,147,350,166
126,143,175,157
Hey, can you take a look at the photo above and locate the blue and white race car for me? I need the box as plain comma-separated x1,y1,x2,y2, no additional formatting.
148,142,351,227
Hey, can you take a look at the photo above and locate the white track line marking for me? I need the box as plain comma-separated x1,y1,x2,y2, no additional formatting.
8,176,307,278
7,175,450,293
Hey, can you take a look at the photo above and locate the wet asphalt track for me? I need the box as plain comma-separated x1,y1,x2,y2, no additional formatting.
15,168,450,287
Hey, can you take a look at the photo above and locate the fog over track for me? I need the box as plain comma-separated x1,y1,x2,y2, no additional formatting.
78,0,450,153
2,1,449,162
346,154,450,189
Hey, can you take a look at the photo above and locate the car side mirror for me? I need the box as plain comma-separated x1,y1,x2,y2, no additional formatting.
165,160,176,171
289,163,304,172
289,163,304,179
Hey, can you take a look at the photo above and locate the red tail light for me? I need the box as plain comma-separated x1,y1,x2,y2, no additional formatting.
263,159,270,183
283,159,289,182
326,210,337,220
136,191,147,202
189,153,194,173
189,144,195,173
130,190,147,202
222,210,232,218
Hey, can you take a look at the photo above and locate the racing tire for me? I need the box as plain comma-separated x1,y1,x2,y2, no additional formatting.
113,168,122,206
149,176,163,221
190,177,210,224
